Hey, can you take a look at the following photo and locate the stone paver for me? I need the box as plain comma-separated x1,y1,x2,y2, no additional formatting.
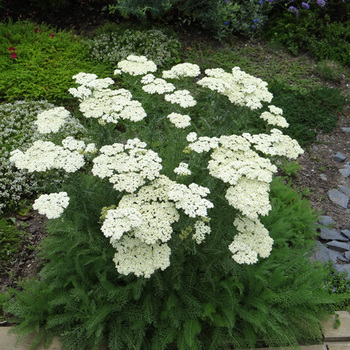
0,327,61,350
326,342,350,350
322,311,350,341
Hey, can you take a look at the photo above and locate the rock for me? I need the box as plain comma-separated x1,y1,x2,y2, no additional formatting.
341,127,350,133
326,240,350,252
345,251,350,260
334,264,350,280
338,185,350,197
320,227,349,241
318,215,334,226
341,229,350,239
328,249,348,263
340,167,350,178
333,152,347,162
328,188,349,209
313,145,319,151
320,173,328,181
310,241,331,263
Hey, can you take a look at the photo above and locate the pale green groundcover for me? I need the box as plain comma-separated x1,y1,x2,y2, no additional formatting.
10,55,304,278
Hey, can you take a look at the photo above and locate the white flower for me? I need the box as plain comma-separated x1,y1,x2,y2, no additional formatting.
33,192,69,219
113,69,122,75
193,220,211,244
162,63,201,79
225,178,271,219
168,183,214,218
142,78,176,95
164,90,197,108
197,67,273,110
62,136,86,151
188,136,219,153
34,107,71,134
259,105,289,128
111,236,171,278
167,112,191,128
174,162,191,176
229,216,273,264
117,55,157,76
85,143,97,153
186,132,198,142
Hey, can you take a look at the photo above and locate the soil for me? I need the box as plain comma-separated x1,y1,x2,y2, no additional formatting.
0,0,350,325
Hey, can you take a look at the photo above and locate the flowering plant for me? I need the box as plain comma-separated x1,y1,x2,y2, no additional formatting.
11,55,303,278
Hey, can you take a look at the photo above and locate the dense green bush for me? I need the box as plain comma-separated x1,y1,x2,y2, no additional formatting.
0,20,110,102
108,0,271,40
5,57,341,350
86,23,181,68
264,1,350,66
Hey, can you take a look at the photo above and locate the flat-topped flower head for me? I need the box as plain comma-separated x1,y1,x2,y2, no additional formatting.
35,107,71,134
162,63,201,79
167,112,191,128
164,90,197,108
33,192,70,219
174,162,191,176
117,55,157,76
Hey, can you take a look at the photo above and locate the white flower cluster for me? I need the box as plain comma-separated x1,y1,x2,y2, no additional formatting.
193,220,211,244
174,162,191,176
61,136,86,151
187,136,219,153
197,67,273,110
69,73,114,100
168,183,214,218
167,112,191,128
228,216,273,264
116,55,157,76
34,107,71,134
225,178,271,219
103,176,179,278
164,90,197,108
162,63,201,79
259,105,289,128
91,138,162,193
244,129,304,159
79,88,147,124
112,236,171,278
32,192,70,219
141,74,175,94
10,140,85,173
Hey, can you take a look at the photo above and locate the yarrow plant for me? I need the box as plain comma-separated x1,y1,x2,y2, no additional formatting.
10,57,304,278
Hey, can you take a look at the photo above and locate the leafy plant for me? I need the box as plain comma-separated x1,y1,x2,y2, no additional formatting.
315,59,346,82
86,23,181,68
5,57,340,349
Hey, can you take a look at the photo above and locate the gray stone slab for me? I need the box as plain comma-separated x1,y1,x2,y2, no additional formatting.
340,168,350,178
328,189,349,209
344,251,350,260
319,215,334,226
327,240,350,252
322,311,350,341
341,127,350,133
320,228,349,241
334,152,347,162
326,342,350,350
334,264,350,280
310,241,331,263
341,230,350,239
339,185,350,197
328,249,348,263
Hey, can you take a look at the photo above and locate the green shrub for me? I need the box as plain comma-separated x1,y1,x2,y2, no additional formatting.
108,0,272,40
0,20,110,102
86,24,181,68
5,58,340,349
269,82,347,146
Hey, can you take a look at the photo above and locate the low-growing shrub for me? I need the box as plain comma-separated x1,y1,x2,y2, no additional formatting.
86,24,181,68
315,59,346,82
6,57,340,349
0,20,110,102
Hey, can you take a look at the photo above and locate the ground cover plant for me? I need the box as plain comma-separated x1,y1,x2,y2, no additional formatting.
4,55,344,350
